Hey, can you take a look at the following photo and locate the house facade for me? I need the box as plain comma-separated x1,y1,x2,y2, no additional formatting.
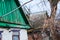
0,0,30,40
0,28,28,40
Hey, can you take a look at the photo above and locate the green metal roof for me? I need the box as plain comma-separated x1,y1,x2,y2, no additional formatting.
0,0,30,29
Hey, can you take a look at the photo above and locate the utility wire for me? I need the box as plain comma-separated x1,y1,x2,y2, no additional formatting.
0,0,33,18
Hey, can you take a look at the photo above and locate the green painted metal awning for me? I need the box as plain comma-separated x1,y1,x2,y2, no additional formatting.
0,0,30,29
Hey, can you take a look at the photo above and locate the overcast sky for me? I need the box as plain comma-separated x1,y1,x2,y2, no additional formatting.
55,1,60,19
19,0,60,18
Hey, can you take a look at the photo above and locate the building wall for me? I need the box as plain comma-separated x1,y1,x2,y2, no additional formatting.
0,28,28,40
20,29,28,40
2,29,12,40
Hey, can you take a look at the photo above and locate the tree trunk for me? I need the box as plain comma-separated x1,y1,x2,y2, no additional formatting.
50,6,57,40
49,0,59,40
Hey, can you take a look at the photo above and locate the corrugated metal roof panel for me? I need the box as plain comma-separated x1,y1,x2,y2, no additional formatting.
0,0,30,29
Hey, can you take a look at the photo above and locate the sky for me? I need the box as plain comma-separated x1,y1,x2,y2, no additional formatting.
18,0,60,18
55,1,60,19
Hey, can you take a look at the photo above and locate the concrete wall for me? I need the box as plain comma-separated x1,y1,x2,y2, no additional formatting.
0,28,28,40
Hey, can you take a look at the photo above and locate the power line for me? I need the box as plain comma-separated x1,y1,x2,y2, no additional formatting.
0,0,33,18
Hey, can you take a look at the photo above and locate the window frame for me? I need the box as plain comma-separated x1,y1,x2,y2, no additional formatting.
12,31,20,40
0,31,3,40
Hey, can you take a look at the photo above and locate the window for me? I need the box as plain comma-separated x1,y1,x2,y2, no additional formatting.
12,30,20,40
13,35,19,40
0,31,3,40
0,34,2,40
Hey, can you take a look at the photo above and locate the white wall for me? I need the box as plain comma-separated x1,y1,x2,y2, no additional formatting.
0,28,28,40
0,28,12,40
20,29,28,40
2,30,12,40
